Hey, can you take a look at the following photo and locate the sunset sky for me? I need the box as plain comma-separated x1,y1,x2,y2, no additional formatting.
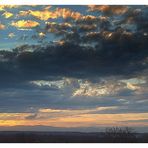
0,5,148,132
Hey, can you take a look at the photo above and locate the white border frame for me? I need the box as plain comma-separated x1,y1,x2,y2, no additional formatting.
0,0,148,147
0,0,148,5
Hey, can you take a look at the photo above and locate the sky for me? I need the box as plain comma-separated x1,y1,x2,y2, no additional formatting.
0,5,148,132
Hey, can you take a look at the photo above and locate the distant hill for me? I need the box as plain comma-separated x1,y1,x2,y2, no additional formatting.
0,131,148,143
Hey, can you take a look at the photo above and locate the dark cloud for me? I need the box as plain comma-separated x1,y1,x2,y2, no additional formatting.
0,29,147,86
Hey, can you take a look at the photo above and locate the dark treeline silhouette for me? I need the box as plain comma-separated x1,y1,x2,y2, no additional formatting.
103,127,137,142
0,127,148,143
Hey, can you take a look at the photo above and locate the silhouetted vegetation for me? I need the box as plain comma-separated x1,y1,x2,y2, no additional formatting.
103,127,137,142
0,127,147,143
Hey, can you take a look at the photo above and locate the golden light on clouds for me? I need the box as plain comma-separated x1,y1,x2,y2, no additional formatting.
17,8,82,21
11,20,40,28
0,6,5,11
38,32,46,38
18,11,30,17
29,10,58,20
0,112,148,128
0,5,18,11
2,11,13,18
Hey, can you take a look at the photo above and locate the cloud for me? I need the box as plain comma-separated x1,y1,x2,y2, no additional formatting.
0,5,148,121
0,112,148,128
23,106,119,120
0,5,18,11
0,23,5,30
38,32,46,38
38,106,118,114
29,10,58,20
2,11,13,18
11,20,40,29
18,7,82,21
30,79,67,89
88,5,128,15
8,32,15,38
0,30,147,87
56,8,82,20
25,113,38,120
0,113,29,120
45,22,72,35
18,10,30,17
72,80,124,97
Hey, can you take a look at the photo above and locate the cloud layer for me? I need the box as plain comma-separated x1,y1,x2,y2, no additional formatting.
0,5,148,129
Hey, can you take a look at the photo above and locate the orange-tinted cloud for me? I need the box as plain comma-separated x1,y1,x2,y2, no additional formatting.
0,23,5,30
88,5,128,15
111,6,128,15
88,5,110,12
56,8,82,20
11,20,39,29
0,112,148,127
18,8,82,21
